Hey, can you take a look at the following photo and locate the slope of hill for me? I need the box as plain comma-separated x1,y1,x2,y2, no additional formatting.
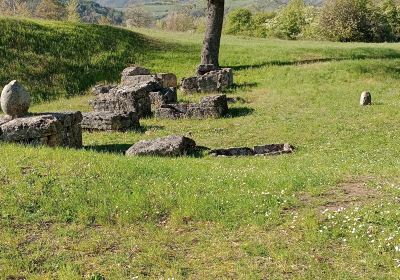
0,17,154,102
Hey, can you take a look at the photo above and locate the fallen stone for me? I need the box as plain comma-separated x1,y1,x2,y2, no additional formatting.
253,143,294,155
126,135,196,157
121,66,150,78
1,80,31,118
209,147,254,157
0,111,82,148
209,143,295,157
360,91,372,106
82,111,140,131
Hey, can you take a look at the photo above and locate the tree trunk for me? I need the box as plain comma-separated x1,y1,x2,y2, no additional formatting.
200,0,225,69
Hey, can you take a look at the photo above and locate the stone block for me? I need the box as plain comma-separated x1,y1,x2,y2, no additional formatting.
126,135,196,157
0,111,82,148
82,111,140,131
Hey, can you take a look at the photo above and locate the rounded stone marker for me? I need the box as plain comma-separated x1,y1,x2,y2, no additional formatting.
1,80,31,118
360,91,372,106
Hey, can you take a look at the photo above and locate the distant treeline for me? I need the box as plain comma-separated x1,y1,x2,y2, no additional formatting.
2,0,400,43
225,0,400,42
0,0,123,25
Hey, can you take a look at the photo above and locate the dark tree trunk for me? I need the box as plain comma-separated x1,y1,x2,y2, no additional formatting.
200,0,225,69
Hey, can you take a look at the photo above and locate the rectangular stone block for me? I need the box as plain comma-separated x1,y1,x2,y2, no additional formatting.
91,82,159,118
82,111,140,131
0,111,83,148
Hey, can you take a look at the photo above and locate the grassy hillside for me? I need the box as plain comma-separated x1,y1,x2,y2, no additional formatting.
1,18,400,279
0,17,154,102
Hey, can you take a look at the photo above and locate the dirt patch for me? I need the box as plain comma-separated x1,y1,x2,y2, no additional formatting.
300,177,380,213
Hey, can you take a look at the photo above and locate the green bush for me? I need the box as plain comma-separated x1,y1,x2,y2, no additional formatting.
225,8,253,36
252,12,276,37
318,0,373,42
266,0,306,39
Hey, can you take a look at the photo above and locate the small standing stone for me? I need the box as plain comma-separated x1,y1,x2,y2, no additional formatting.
1,80,31,118
360,91,372,106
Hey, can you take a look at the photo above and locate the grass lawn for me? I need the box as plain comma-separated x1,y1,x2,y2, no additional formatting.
1,18,400,279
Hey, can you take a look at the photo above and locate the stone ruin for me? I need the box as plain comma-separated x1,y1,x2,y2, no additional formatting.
83,66,178,131
126,135,196,157
209,143,295,157
0,81,82,148
181,64,234,94
155,94,228,119
123,134,295,158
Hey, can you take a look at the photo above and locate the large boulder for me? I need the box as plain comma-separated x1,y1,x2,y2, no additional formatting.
1,80,31,118
126,135,196,157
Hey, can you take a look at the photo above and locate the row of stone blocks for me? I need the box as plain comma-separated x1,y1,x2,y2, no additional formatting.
84,65,231,131
83,66,180,131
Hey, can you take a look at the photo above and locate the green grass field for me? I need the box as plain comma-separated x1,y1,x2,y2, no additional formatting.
1,18,400,279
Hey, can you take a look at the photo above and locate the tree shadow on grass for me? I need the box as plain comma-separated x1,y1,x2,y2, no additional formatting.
84,144,132,154
225,82,258,93
225,107,255,118
228,50,400,71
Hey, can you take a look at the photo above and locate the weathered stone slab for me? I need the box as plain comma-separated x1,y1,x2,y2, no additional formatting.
121,75,161,87
253,143,294,155
209,143,295,157
82,111,140,131
181,68,233,94
0,112,82,148
209,147,254,157
90,81,159,118
155,95,228,119
121,66,150,78
126,135,196,157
